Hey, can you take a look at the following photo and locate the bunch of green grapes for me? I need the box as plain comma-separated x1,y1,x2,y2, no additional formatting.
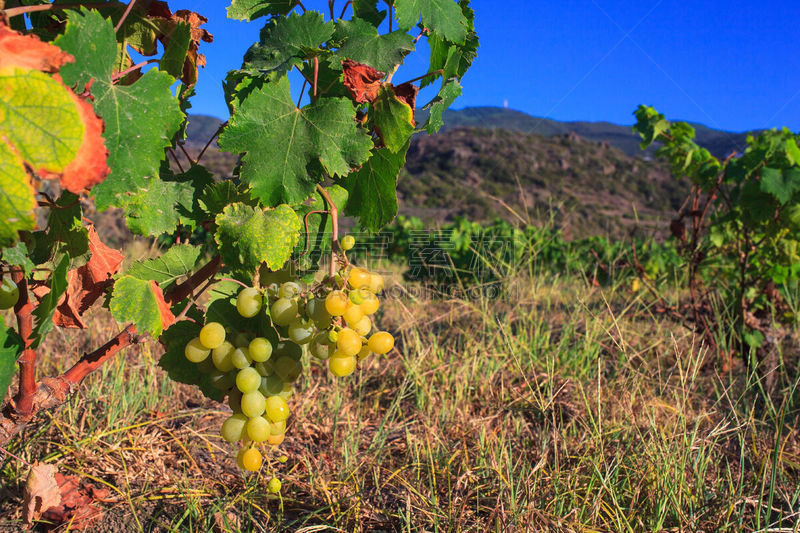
180,236,395,480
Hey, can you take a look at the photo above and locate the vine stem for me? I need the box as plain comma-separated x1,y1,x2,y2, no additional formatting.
2,2,100,17
339,0,352,19
0,255,222,447
196,122,227,164
114,0,137,33
11,270,35,418
316,184,339,279
219,278,249,289
112,59,158,83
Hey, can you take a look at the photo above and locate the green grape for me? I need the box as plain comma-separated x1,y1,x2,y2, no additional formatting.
254,361,273,377
241,390,267,417
357,344,372,361
342,304,364,326
265,283,280,299
273,356,302,382
270,297,298,326
337,328,362,357
348,267,371,290
184,337,211,363
268,418,286,436
233,332,252,348
196,357,216,374
221,413,248,443
267,433,285,446
267,477,282,493
210,370,236,390
278,281,301,299
265,395,289,422
340,235,355,251
277,455,288,463
231,347,252,369
278,383,294,401
0,278,19,310
241,447,263,471
249,337,273,362
236,447,247,469
307,298,331,324
361,293,379,315
310,332,332,360
199,322,226,349
368,273,384,294
260,374,284,396
353,316,372,337
329,354,357,377
274,341,303,361
349,289,365,305
246,416,270,442
325,291,348,316
228,389,243,412
236,287,262,318
236,367,262,393
368,331,395,355
327,329,339,343
212,341,236,372
287,319,314,344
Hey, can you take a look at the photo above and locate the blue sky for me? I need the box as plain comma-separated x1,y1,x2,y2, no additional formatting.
169,0,800,133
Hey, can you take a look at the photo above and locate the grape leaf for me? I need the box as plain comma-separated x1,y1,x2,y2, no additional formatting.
240,11,334,81
158,320,224,402
423,0,478,88
30,255,69,348
0,22,109,245
352,0,386,26
46,192,89,267
343,144,408,231
332,18,415,72
126,245,203,287
423,78,461,134
342,59,384,103
227,0,298,21
373,85,414,152
1,242,35,276
0,315,24,402
296,185,349,251
215,203,301,271
110,277,176,338
159,21,191,80
54,9,184,210
53,225,123,329
760,167,800,205
121,175,194,236
199,181,255,218
218,76,373,205
394,0,468,44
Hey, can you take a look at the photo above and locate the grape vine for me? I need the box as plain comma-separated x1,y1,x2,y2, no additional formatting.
0,0,478,495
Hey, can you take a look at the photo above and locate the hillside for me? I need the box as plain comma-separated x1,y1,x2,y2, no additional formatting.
180,110,713,237
418,106,753,159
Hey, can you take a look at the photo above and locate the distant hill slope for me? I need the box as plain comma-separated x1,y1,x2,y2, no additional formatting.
417,106,753,159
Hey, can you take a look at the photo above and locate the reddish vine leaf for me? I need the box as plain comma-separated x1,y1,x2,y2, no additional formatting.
342,59,385,103
41,473,110,530
53,226,124,329
23,463,61,527
0,21,109,246
110,276,176,337
393,82,420,117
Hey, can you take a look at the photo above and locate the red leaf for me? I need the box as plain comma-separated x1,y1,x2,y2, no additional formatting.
59,92,110,193
151,281,176,332
0,21,72,73
53,226,124,329
393,82,419,124
41,473,110,530
23,463,61,527
342,59,385,104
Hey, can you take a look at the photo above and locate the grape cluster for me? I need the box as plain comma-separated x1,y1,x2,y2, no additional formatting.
181,249,394,478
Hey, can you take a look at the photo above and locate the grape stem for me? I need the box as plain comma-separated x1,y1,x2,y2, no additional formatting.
316,184,339,279
300,210,328,258
112,59,159,84
219,278,250,289
114,0,138,33
0,255,223,446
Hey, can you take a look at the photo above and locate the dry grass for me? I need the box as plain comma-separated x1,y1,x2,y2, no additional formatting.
1,266,800,532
